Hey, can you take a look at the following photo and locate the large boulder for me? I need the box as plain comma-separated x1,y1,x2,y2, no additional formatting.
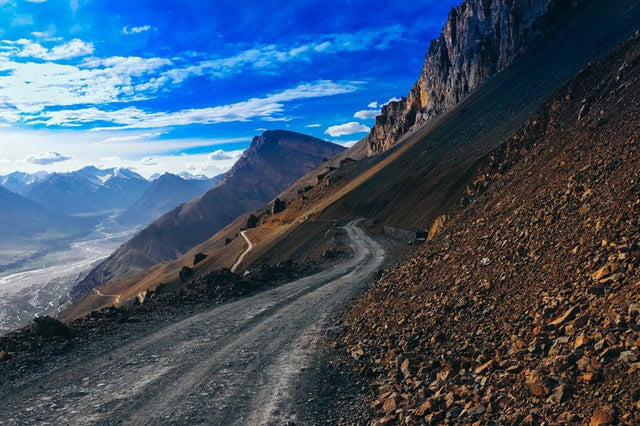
29,316,70,338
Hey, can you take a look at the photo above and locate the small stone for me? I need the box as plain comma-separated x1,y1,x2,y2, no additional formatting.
400,358,411,377
589,406,615,426
525,370,550,397
382,397,397,414
556,411,577,422
592,264,618,281
575,333,591,349
414,400,432,417
474,359,495,375
480,258,491,266
550,384,570,403
619,351,637,363
548,306,578,329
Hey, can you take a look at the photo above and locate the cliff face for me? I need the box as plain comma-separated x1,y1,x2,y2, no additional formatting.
365,0,594,155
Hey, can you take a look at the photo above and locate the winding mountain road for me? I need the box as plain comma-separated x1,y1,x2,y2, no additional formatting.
0,220,385,425
230,230,254,274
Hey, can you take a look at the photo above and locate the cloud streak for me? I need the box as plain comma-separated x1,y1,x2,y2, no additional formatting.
23,151,73,164
122,25,153,35
25,80,360,128
325,121,370,137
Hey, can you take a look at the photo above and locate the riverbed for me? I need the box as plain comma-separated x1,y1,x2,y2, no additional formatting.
0,219,138,334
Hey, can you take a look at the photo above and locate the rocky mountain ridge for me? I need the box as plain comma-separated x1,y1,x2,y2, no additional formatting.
364,0,594,155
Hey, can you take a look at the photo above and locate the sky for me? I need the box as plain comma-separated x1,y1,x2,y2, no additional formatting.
0,0,459,178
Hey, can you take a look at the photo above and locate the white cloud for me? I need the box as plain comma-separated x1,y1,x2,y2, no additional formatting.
0,127,249,178
140,157,158,166
17,38,94,60
22,151,73,164
29,80,360,128
334,140,359,148
0,158,10,163
367,101,378,108
208,149,232,160
0,52,173,117
100,132,163,143
25,0,47,2
99,156,120,163
163,25,407,82
122,25,153,35
354,109,380,119
325,122,370,137
385,97,401,104
305,123,321,128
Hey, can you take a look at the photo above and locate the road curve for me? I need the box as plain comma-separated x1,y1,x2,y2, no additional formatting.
230,230,253,274
0,219,385,425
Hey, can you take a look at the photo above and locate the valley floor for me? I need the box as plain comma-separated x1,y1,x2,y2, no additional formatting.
0,219,138,334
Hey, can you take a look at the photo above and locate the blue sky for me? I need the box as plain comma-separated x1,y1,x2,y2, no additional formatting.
0,0,459,177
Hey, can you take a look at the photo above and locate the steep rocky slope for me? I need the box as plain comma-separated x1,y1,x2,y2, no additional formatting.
364,0,595,155
339,33,640,424
70,130,344,300
61,0,640,320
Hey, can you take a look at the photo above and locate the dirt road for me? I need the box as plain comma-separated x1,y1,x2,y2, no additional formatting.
0,220,384,425
230,230,253,274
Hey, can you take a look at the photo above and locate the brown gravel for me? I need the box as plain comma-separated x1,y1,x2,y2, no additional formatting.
337,34,640,425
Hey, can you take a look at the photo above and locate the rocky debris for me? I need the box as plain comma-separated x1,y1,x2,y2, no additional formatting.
337,34,640,424
246,214,259,229
365,0,594,155
193,252,208,265
29,316,70,338
179,266,193,281
272,197,286,215
243,260,300,283
193,253,207,266
339,157,356,167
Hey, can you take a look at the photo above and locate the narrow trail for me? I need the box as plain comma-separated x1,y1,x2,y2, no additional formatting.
92,287,121,304
230,230,253,273
0,220,385,425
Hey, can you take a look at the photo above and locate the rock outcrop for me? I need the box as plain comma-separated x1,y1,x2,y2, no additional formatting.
365,0,594,155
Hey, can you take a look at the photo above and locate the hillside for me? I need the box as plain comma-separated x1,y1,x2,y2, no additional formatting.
116,173,221,226
339,32,640,424
61,0,640,320
69,130,345,301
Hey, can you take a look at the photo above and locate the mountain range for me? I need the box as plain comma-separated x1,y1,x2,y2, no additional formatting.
116,173,221,226
69,130,345,301
23,167,150,216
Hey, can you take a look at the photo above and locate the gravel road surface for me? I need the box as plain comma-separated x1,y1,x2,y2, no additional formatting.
0,219,384,425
